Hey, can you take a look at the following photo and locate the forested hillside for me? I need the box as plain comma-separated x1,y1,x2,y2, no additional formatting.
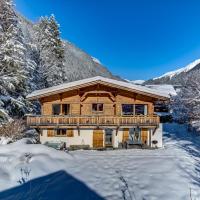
0,0,119,123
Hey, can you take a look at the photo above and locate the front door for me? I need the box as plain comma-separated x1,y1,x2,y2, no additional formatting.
105,129,113,147
93,129,103,148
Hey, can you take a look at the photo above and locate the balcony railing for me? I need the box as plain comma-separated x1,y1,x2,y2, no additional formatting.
26,115,160,127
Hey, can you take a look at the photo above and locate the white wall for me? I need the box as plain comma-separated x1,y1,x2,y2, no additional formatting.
151,123,163,148
40,125,163,148
40,129,93,147
112,128,123,148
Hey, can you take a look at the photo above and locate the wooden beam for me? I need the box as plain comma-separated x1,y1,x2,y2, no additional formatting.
80,91,116,102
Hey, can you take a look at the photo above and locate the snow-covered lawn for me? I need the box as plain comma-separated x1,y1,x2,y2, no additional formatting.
0,123,199,200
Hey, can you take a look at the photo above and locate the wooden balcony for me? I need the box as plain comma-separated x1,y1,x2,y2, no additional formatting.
26,115,160,128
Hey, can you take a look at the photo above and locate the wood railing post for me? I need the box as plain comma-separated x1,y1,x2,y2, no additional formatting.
77,117,80,126
97,116,99,127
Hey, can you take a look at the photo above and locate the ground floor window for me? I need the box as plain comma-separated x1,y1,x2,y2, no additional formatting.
55,129,67,136
129,128,141,142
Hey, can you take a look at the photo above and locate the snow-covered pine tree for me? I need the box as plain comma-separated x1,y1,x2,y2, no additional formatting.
171,70,200,127
35,15,66,88
0,0,32,121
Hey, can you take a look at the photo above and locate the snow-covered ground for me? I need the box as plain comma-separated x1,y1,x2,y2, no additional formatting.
0,123,199,200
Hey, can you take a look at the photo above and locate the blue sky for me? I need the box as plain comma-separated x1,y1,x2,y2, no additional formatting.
15,0,200,80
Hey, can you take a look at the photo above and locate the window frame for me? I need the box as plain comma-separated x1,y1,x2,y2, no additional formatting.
121,104,148,116
92,103,104,113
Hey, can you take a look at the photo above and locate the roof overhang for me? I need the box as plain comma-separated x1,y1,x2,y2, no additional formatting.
26,76,170,101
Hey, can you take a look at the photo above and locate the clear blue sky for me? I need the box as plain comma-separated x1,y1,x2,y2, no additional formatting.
14,0,200,80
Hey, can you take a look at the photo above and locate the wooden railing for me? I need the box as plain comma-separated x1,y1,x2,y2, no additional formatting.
26,115,160,127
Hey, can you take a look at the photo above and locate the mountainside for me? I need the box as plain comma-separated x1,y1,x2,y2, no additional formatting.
126,79,145,85
18,15,118,83
145,59,200,85
0,0,120,123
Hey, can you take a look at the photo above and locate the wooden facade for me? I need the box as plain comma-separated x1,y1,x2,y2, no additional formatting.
27,78,168,149
38,84,155,116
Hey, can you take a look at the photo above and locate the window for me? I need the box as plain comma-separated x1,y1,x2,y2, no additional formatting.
135,104,147,115
55,129,66,136
122,104,134,115
129,128,141,142
92,103,103,112
52,104,60,115
62,104,70,115
122,104,148,115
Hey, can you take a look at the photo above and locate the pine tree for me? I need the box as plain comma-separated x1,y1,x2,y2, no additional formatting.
35,15,66,88
171,70,200,124
0,0,26,82
0,0,30,121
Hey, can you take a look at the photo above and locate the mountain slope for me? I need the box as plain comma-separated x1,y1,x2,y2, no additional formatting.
18,14,119,83
145,59,200,85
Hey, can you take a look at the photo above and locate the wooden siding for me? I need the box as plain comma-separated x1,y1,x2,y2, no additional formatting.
47,129,54,137
27,84,159,126
123,128,129,142
93,129,103,148
141,128,148,145
67,129,74,137
71,104,80,115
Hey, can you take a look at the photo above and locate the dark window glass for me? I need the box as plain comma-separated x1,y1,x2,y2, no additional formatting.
98,104,103,111
122,104,134,115
135,104,145,115
129,128,141,142
52,104,60,115
92,104,103,112
62,104,70,115
56,129,66,136
92,104,98,112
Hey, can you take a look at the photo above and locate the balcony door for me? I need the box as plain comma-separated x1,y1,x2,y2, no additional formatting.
122,104,134,115
135,104,147,115
62,104,70,115
122,104,147,116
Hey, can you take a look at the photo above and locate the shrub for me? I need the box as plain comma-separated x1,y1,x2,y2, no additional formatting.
0,119,26,141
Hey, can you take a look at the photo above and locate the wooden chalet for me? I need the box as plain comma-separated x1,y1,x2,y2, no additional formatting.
26,76,169,149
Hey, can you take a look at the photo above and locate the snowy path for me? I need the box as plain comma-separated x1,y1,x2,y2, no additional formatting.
0,123,199,200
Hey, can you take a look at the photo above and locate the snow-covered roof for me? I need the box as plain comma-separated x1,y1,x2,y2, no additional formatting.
26,76,170,100
145,84,177,96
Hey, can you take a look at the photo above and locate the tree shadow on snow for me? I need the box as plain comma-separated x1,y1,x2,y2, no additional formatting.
163,123,200,187
0,170,104,200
